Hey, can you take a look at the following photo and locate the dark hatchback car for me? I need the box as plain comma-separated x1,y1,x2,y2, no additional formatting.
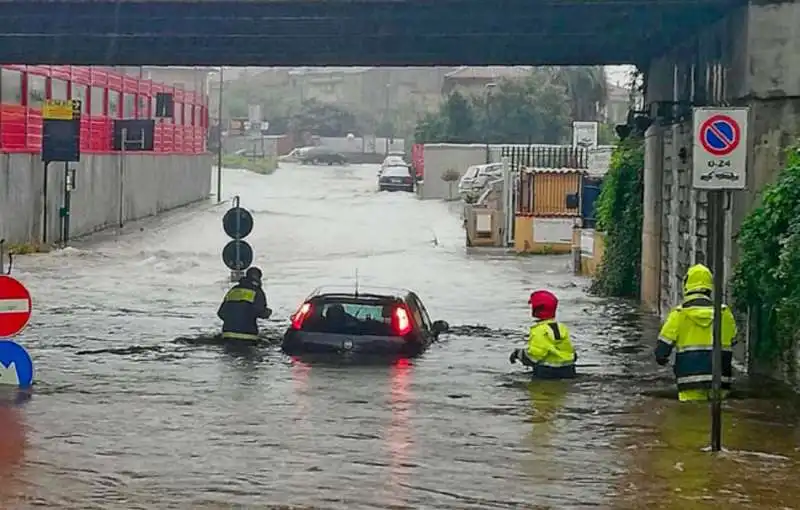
282,286,449,359
298,146,348,165
378,165,415,192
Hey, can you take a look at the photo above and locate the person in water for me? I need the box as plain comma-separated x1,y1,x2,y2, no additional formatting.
217,266,272,342
510,290,577,379
655,264,737,402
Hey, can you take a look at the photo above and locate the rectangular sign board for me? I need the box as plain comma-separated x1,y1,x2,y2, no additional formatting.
692,107,749,190
42,99,81,121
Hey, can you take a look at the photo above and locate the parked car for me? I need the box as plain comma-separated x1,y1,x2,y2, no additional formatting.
379,155,407,175
297,146,348,165
282,285,450,360
378,165,414,192
458,163,504,196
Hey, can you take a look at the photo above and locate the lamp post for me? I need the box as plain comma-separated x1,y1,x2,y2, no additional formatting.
484,82,496,163
216,66,224,204
384,82,391,156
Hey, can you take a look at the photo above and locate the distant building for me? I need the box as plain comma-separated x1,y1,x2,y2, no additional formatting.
441,66,532,96
603,82,634,125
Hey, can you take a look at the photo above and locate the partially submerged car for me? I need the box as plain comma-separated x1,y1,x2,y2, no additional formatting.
282,285,449,360
297,146,348,165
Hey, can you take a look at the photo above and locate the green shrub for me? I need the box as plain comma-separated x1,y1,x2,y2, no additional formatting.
222,154,278,175
731,146,800,366
590,136,644,298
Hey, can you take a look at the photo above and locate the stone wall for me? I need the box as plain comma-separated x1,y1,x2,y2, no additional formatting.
640,0,800,373
0,153,212,245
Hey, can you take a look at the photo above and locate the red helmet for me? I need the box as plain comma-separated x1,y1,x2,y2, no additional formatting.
528,290,558,320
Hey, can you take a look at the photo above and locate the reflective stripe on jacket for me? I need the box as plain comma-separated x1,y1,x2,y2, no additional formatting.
656,292,737,392
217,279,268,341
522,319,576,379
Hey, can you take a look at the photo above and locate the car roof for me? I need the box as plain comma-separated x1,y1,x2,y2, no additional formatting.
306,284,412,300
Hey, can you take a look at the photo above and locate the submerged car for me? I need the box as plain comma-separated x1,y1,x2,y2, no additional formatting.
282,285,449,359
458,163,503,196
297,146,348,165
378,165,415,192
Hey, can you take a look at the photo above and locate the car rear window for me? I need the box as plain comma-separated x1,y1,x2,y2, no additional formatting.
382,166,411,177
300,297,399,336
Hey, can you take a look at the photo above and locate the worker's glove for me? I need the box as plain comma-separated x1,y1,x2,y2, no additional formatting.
655,356,669,366
509,349,523,364
263,307,273,320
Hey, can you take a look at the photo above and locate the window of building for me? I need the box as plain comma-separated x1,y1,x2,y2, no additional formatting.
174,103,183,125
0,69,23,104
138,95,147,118
28,74,46,109
108,90,120,118
90,86,104,115
123,93,135,118
71,84,88,114
51,78,68,100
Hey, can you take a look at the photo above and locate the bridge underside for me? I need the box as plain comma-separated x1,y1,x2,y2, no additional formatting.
0,0,743,66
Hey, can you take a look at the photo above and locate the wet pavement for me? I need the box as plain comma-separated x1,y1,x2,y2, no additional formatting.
2,162,800,509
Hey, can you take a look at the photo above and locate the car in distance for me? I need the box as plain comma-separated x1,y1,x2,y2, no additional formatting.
282,285,450,360
297,146,348,165
378,165,415,192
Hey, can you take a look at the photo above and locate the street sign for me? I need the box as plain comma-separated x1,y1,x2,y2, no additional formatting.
42,99,81,121
0,340,34,388
223,207,254,238
692,107,749,190
0,276,32,338
222,239,254,270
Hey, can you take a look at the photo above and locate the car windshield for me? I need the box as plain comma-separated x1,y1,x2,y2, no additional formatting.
383,156,405,165
300,297,398,336
382,166,410,177
479,164,503,175
462,166,480,180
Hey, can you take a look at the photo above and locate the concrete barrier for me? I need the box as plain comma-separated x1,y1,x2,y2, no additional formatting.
0,153,212,244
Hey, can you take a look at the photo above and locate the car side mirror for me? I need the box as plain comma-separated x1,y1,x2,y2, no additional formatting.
431,320,449,334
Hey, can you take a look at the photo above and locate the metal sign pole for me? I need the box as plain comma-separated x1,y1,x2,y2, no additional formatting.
216,67,224,204
119,128,127,228
710,190,725,452
42,161,50,245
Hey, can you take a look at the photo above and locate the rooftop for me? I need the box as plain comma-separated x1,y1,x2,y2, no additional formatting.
444,66,533,81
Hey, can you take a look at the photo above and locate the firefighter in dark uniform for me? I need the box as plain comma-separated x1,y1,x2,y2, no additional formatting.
217,266,272,341
510,290,577,379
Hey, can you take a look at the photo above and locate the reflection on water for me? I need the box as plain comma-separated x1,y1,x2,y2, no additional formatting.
386,359,413,509
0,396,27,508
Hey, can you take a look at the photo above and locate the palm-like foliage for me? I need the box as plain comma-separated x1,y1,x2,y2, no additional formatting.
547,66,608,122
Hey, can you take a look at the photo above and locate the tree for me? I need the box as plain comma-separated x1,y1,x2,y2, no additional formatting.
287,99,360,138
548,66,608,122
415,70,572,145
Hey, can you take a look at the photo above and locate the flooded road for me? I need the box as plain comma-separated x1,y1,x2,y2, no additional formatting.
3,163,800,509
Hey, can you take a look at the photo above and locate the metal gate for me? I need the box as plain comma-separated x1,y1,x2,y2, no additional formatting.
581,177,603,229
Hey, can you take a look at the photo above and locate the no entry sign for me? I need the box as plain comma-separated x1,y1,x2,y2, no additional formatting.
692,107,749,190
0,276,32,338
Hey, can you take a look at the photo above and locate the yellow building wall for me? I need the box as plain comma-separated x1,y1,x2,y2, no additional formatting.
514,215,574,254
579,230,606,276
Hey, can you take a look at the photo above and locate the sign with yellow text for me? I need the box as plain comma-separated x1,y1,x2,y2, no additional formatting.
42,99,81,121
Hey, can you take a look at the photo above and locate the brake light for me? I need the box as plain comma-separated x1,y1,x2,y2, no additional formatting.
392,305,412,336
403,177,412,183
291,302,312,330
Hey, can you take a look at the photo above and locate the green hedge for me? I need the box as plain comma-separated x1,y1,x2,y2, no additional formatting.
590,136,645,298
731,147,800,365
221,154,278,175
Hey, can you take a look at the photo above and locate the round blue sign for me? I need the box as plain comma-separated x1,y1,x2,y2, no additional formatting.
0,340,34,389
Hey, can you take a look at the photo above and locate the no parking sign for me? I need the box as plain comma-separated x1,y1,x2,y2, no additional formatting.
692,107,749,190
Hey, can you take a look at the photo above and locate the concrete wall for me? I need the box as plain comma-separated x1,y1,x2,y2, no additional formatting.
0,154,212,244
418,143,487,200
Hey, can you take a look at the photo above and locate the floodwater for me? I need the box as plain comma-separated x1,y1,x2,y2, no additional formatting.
2,163,800,510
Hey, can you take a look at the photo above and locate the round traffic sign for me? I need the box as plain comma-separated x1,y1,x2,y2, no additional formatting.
223,207,254,239
222,239,254,271
699,114,741,156
0,276,32,338
0,340,34,388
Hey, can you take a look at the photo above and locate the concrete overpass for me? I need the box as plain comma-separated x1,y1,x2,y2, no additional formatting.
0,0,743,66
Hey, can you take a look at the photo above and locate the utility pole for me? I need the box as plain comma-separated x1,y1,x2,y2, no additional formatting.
384,82,391,156
484,82,496,163
216,66,224,204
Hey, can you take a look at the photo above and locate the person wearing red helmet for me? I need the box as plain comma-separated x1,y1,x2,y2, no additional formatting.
509,290,577,379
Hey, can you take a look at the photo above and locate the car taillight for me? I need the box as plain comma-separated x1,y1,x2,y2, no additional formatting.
404,177,412,183
392,305,412,336
291,302,312,330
